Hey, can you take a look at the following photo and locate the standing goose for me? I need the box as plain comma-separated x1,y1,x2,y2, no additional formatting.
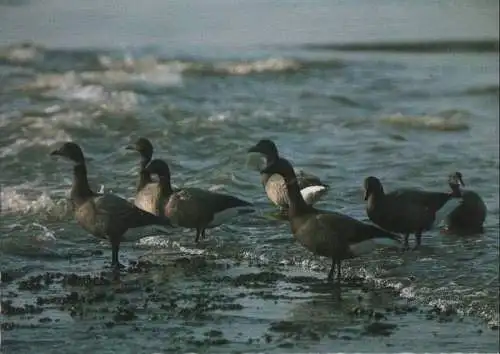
144,159,255,242
50,142,174,270
125,137,158,214
445,172,486,233
259,156,401,284
247,139,329,210
363,175,463,250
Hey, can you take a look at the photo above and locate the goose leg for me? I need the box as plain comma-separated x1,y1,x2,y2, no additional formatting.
414,231,422,250
195,227,201,243
201,228,207,240
403,234,410,251
327,258,336,282
111,242,125,270
336,260,342,284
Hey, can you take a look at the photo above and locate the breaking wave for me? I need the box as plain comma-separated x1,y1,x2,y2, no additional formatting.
379,112,470,132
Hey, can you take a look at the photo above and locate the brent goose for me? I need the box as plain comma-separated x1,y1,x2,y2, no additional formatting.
50,142,173,269
125,137,158,215
144,159,255,242
247,139,329,210
363,174,463,250
445,172,486,233
260,156,401,283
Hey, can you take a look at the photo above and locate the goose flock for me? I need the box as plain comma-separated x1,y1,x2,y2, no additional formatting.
50,138,487,283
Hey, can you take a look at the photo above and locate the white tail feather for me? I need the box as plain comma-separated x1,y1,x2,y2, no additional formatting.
349,237,400,257
300,185,328,205
433,197,462,227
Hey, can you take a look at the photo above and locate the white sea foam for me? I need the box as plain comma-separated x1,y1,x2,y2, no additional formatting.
0,127,72,158
137,236,214,257
0,186,62,215
0,42,43,63
380,112,469,131
215,58,301,75
80,67,183,87
97,54,300,77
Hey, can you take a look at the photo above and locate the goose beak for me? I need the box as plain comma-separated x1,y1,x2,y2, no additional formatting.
50,149,61,156
125,145,135,151
458,177,465,187
363,190,368,201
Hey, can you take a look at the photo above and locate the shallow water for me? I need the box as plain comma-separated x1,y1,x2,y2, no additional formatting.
1,1,499,353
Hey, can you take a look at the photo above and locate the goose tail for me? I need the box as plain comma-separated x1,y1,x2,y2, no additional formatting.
132,208,174,229
349,225,401,256
433,196,463,228
300,185,329,205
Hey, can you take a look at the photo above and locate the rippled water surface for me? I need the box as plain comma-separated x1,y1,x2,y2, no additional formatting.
1,1,499,353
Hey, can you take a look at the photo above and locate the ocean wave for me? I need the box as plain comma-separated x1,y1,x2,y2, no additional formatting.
0,42,44,64
463,85,500,97
137,236,217,257
0,222,58,257
269,246,498,326
0,42,346,82
18,72,142,112
98,54,302,76
379,112,470,131
302,39,500,53
207,58,301,75
0,185,70,218
0,127,72,159
299,91,363,108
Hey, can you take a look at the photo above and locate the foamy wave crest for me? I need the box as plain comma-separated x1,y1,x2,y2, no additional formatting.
137,236,221,257
22,72,142,112
0,126,72,158
380,112,470,131
212,58,301,75
240,250,270,265
0,42,43,63
47,84,140,112
363,270,499,325
0,186,70,218
80,69,183,88
30,222,58,244
137,235,174,249
96,54,185,86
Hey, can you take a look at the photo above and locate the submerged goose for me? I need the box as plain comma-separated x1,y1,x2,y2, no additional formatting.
445,172,486,233
247,139,329,210
50,142,173,270
363,174,463,250
144,159,255,242
125,137,158,215
260,156,401,283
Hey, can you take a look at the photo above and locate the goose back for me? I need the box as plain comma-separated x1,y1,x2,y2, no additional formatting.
164,187,252,229
75,193,169,240
264,160,401,259
389,188,452,212
366,192,435,234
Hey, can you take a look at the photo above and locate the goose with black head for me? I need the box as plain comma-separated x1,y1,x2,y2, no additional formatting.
144,158,255,242
248,139,329,211
50,142,174,270
258,156,401,284
363,174,463,249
